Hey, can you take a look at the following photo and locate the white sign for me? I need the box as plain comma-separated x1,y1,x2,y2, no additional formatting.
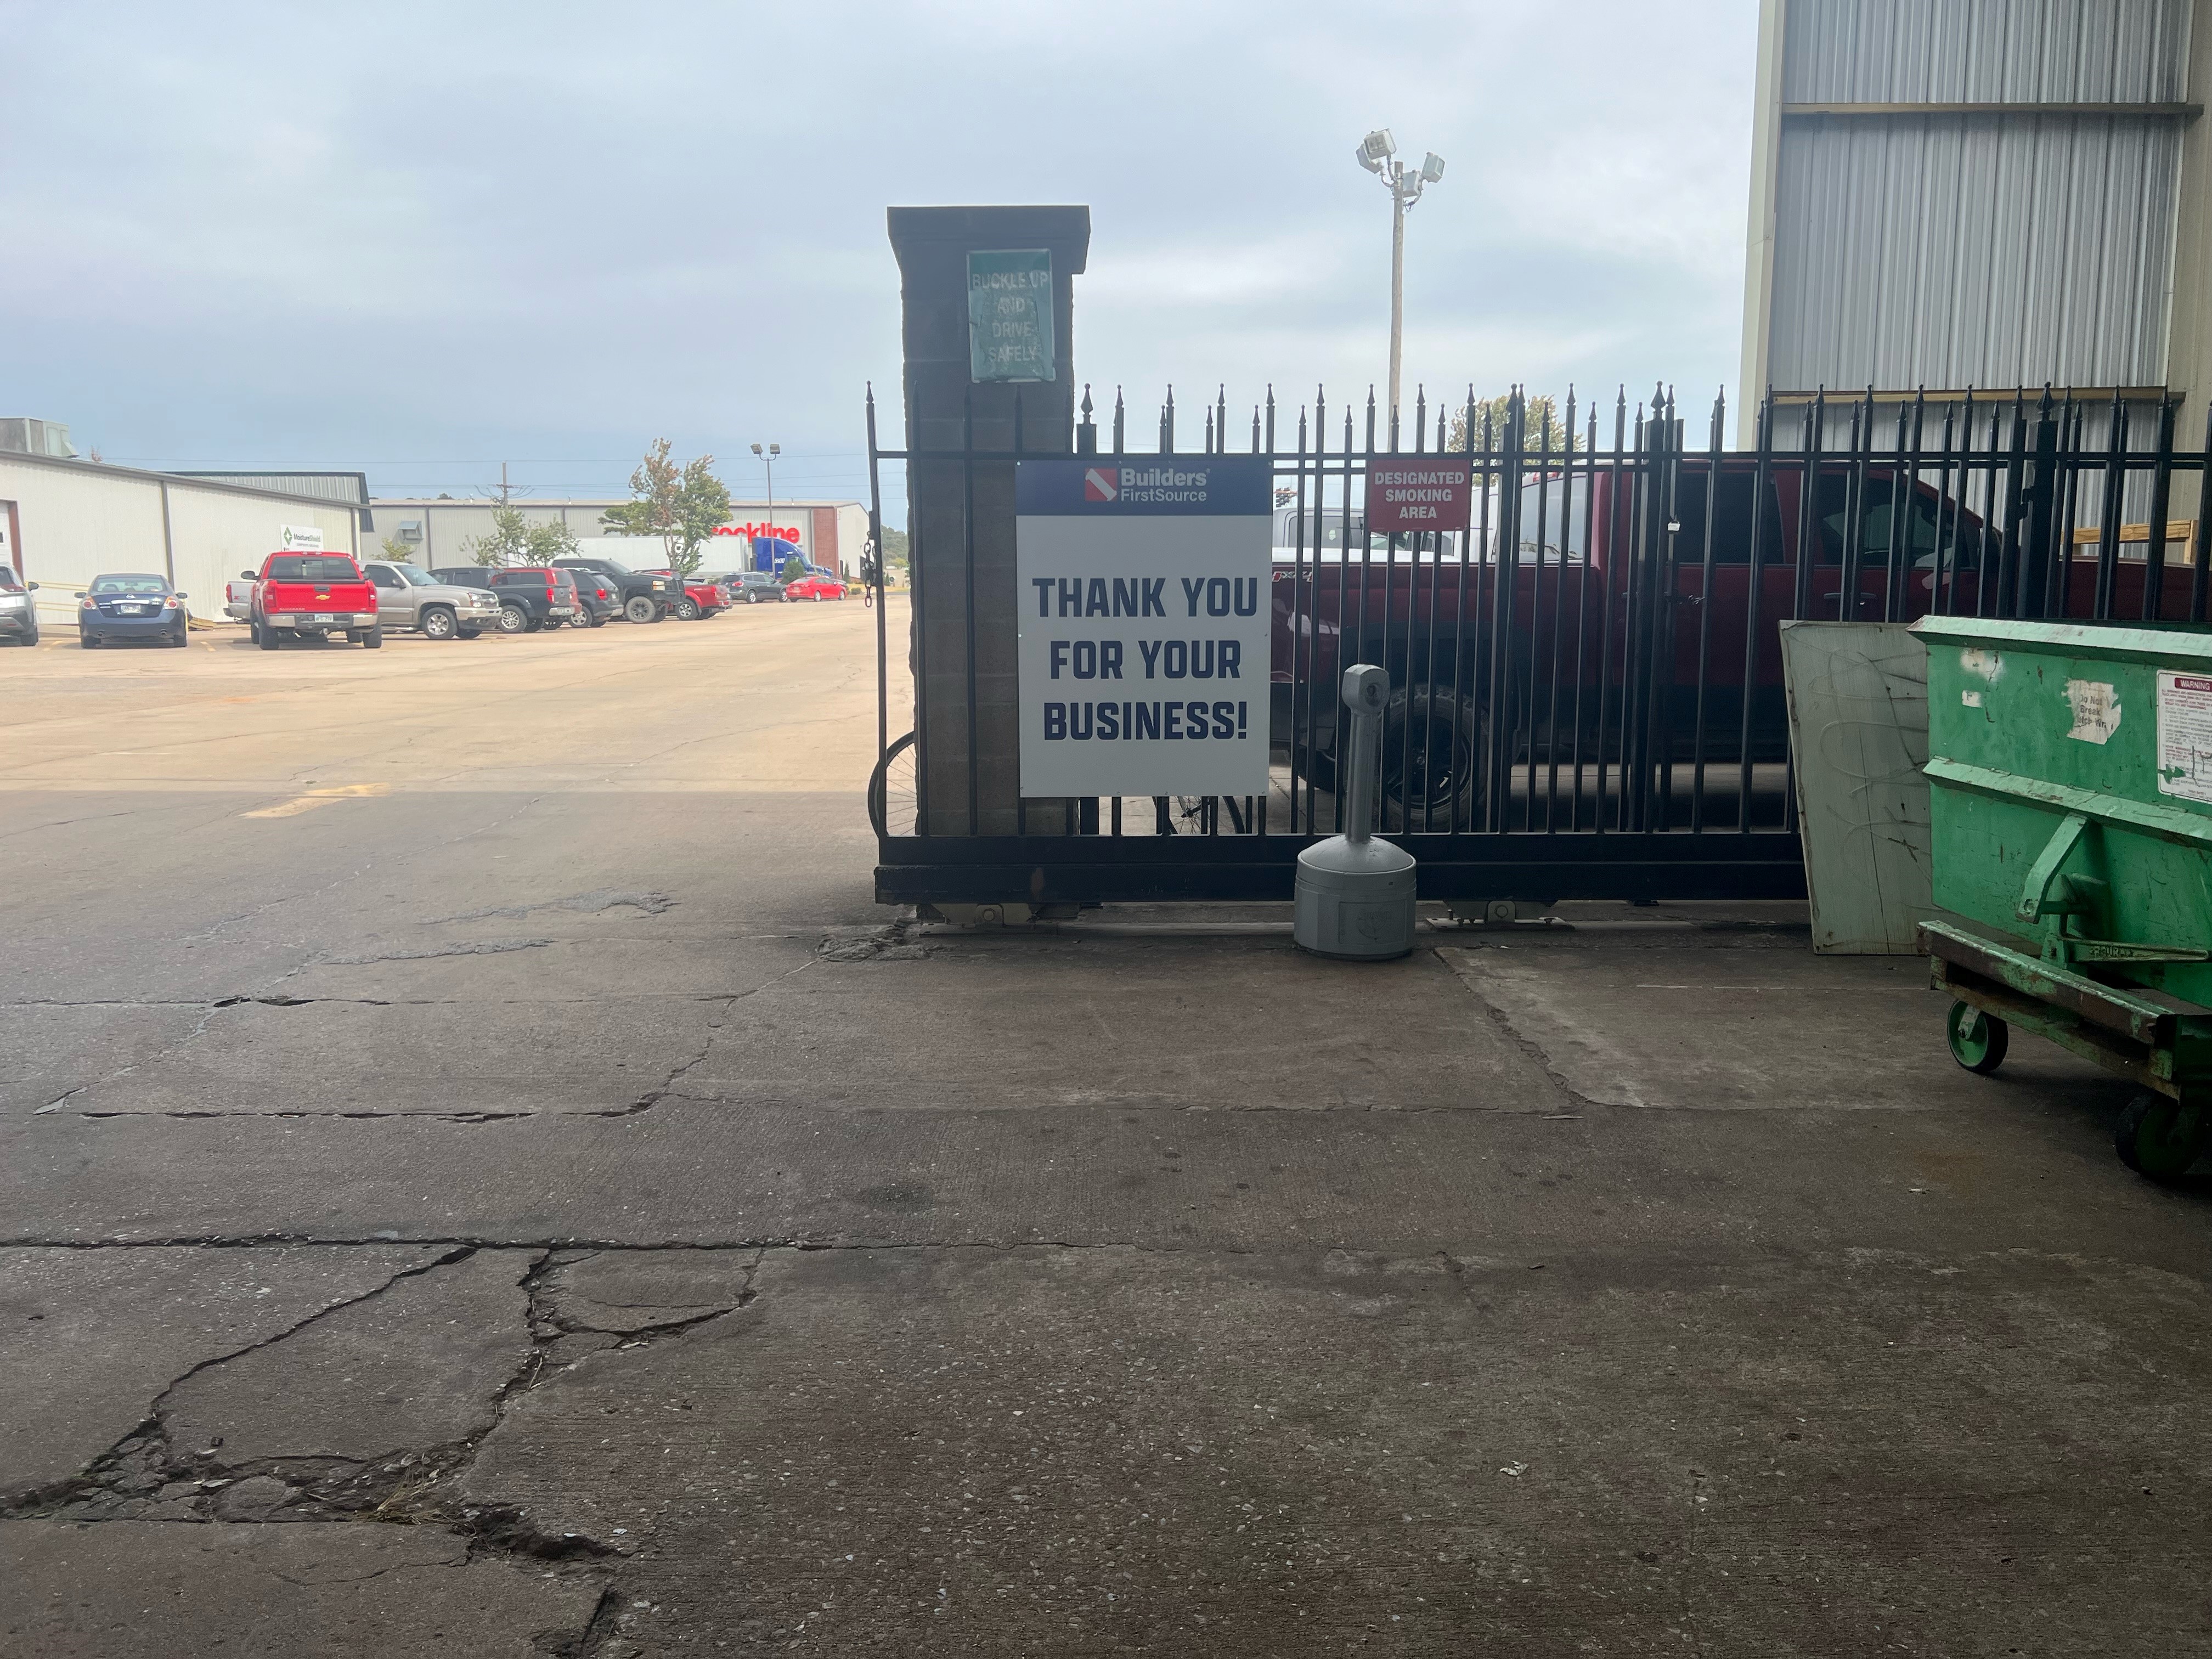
279,524,324,551
2157,670,2212,805
1016,458,1272,798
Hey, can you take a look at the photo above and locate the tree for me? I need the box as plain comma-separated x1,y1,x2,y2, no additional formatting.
874,527,909,574
600,438,731,575
524,520,579,565
463,506,533,567
1446,393,1569,458
458,509,578,566
379,534,417,562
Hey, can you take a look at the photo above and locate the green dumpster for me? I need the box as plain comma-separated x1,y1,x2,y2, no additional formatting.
1912,616,2212,1179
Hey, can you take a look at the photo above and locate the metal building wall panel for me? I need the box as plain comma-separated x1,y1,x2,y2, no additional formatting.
0,459,359,624
161,488,359,623
1782,0,2190,103
1769,112,2179,390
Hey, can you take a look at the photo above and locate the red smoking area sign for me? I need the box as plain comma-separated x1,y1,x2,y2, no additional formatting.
1367,459,1474,533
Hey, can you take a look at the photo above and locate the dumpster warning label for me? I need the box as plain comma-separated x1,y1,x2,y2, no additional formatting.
2157,672,2212,805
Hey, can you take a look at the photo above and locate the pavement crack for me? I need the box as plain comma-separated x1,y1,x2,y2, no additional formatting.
0,1245,475,1519
431,890,676,925
1432,945,1603,1115
320,939,555,966
624,960,816,1114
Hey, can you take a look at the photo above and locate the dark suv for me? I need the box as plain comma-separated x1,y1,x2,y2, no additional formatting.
431,567,579,634
551,556,680,624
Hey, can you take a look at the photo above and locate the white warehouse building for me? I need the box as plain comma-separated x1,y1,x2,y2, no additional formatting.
0,449,364,628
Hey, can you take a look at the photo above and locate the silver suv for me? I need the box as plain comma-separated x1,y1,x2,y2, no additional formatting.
362,560,505,640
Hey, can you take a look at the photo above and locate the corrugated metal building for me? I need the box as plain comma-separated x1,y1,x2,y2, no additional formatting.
1741,0,2212,407
0,454,362,626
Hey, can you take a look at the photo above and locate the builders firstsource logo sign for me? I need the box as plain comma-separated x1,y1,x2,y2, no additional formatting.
1026,463,1258,516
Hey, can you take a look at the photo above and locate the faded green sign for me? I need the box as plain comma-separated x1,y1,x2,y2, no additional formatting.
967,249,1054,383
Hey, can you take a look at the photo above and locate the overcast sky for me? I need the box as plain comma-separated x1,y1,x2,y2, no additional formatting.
3,1,1758,512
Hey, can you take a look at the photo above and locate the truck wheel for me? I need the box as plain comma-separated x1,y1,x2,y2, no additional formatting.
419,606,457,640
588,611,608,627
674,596,701,621
80,633,99,649
256,622,279,651
497,605,529,635
1381,688,1486,833
360,625,383,649
456,627,482,640
566,608,591,629
624,595,659,624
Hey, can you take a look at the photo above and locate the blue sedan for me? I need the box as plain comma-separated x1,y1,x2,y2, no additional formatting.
78,573,190,648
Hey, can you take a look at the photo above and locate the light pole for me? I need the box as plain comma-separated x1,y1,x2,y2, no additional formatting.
1355,130,1445,433
750,442,780,570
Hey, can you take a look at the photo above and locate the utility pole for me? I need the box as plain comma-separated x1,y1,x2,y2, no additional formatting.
1356,131,1446,434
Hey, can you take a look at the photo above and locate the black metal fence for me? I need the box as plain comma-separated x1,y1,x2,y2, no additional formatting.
865,380,2210,907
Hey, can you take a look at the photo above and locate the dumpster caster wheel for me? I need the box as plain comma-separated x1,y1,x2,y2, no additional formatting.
2114,1093,2207,1182
1945,1002,2008,1075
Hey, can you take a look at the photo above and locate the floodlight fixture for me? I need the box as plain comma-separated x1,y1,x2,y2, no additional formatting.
1354,128,1446,427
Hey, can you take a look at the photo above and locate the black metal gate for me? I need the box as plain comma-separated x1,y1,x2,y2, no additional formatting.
864,381,2210,909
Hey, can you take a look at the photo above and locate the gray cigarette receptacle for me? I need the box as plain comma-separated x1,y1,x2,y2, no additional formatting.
1294,664,1418,960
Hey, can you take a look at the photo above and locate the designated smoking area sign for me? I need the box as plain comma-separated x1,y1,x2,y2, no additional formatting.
1015,456,1273,799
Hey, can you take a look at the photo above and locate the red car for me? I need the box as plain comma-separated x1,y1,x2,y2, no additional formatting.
784,574,847,602
674,579,729,620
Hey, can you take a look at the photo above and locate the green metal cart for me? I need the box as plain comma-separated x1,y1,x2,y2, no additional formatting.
1914,616,2212,1179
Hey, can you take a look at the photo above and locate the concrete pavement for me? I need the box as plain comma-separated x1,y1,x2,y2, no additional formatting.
3,600,2209,1656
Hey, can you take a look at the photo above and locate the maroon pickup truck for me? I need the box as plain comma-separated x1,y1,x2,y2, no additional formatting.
1270,458,2199,821
247,553,382,650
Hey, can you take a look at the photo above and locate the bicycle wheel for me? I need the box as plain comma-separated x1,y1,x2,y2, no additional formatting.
868,731,918,838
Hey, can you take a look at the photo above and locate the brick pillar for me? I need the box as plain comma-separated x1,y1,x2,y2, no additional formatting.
888,205,1090,836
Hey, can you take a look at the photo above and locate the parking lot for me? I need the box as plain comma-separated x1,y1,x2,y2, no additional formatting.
5,592,2212,1656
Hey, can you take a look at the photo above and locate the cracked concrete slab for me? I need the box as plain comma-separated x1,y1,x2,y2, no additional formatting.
0,1520,605,1657
0,1002,213,1117
544,1249,758,1336
1442,944,2119,1111
281,932,810,1006
2,1086,2191,1271
47,996,730,1118
0,1245,446,1503
461,1243,2212,1655
164,1249,539,1470
684,934,1561,1111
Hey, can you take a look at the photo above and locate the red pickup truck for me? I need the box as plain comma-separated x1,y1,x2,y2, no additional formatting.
245,553,382,650
1272,458,2200,822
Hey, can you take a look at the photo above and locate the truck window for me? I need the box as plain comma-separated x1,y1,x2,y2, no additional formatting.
266,556,360,582
1672,471,1785,565
1812,473,1942,566
366,566,401,589
1514,477,1589,561
1273,512,1369,550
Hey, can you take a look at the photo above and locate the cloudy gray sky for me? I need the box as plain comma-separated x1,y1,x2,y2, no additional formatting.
4,1,1758,511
